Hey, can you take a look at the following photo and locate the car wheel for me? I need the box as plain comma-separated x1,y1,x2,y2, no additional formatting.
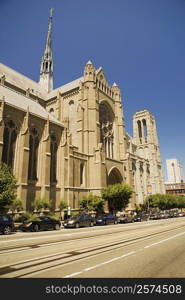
75,223,79,229
33,224,39,232
54,224,60,230
3,226,11,235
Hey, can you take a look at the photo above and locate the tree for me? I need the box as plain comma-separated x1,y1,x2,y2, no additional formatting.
10,198,23,213
101,183,133,213
58,200,68,219
79,193,105,215
79,193,94,212
32,198,51,212
144,193,185,211
91,195,105,216
0,163,17,213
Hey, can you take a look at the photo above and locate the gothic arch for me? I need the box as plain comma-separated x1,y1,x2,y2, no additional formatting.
28,127,40,181
2,120,18,170
107,167,123,185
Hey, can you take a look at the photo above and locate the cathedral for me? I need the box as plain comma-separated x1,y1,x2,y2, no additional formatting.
0,10,165,212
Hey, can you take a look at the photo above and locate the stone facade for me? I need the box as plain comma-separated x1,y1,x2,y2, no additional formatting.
0,12,165,212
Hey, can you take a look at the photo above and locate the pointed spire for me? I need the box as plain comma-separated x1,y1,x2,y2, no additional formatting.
86,60,93,65
44,8,53,60
39,8,54,93
112,82,118,87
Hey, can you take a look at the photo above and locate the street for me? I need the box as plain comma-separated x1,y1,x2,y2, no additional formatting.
0,217,185,278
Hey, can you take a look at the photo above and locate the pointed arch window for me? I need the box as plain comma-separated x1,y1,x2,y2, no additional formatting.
99,103,114,159
137,120,142,144
28,128,39,181
2,120,17,169
50,135,58,183
80,163,85,186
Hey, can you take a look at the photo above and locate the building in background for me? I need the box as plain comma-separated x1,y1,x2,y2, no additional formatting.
0,10,165,212
166,158,184,184
165,182,185,197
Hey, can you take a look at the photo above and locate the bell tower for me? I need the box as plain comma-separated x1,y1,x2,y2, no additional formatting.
133,110,165,194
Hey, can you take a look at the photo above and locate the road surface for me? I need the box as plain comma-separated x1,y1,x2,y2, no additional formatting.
0,217,184,278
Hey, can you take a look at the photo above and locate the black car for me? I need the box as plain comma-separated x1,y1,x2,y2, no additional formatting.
118,214,134,223
63,214,94,228
134,213,149,222
19,216,61,232
149,212,161,220
95,214,118,225
0,214,15,235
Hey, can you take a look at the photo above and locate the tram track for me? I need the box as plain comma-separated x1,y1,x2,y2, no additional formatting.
0,222,185,278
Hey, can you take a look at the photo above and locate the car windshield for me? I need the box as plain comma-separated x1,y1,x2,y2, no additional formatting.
0,215,9,221
68,215,81,221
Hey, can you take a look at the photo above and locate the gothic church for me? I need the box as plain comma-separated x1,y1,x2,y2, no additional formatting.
0,10,165,212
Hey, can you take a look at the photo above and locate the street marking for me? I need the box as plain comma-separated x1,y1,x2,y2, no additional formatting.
63,231,185,278
84,251,135,272
144,231,185,249
64,272,82,278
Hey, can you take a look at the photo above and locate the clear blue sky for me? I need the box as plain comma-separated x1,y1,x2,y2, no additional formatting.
1,0,185,180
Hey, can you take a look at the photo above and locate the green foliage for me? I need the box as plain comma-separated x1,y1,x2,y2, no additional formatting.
101,183,133,213
10,199,23,212
144,193,185,210
135,204,142,212
91,195,105,215
0,163,17,213
58,200,68,211
32,198,51,211
13,212,33,223
79,193,105,214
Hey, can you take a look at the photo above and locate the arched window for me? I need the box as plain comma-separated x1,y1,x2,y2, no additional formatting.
28,128,39,181
50,135,58,183
80,163,85,186
137,120,142,144
49,108,55,116
99,103,114,159
69,100,76,144
142,119,147,142
2,120,17,169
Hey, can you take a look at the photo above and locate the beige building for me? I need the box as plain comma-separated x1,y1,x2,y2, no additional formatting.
0,11,165,212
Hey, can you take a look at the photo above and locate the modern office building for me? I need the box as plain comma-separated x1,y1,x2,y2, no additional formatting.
166,158,184,184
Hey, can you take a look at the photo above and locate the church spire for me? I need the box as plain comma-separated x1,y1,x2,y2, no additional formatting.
39,8,54,93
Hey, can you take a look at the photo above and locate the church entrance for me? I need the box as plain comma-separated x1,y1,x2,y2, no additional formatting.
107,167,123,185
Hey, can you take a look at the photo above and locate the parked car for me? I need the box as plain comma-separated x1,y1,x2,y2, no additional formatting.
19,216,61,232
0,214,15,235
169,210,179,218
95,213,118,225
134,213,149,222
158,211,167,219
118,213,134,223
63,213,94,228
149,212,160,220
177,211,184,217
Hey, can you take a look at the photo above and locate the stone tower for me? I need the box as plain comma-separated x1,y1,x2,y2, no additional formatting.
39,8,53,93
133,110,165,195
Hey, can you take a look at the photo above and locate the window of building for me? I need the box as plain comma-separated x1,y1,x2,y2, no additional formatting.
50,135,58,183
99,103,114,159
28,128,39,181
80,163,85,186
2,120,17,169
137,120,142,144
